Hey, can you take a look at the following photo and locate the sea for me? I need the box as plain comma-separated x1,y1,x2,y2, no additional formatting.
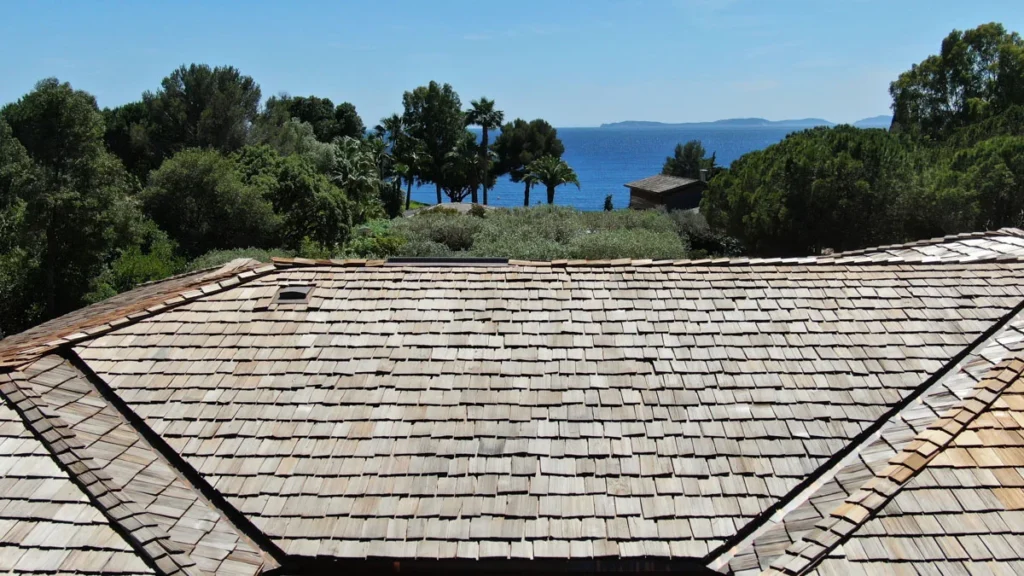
407,126,800,211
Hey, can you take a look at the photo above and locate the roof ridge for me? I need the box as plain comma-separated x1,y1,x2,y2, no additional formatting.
828,227,1024,257
759,356,1024,576
269,252,1024,270
0,262,281,369
0,371,206,576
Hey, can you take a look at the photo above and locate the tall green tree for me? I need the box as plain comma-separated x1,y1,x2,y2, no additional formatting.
1,78,143,320
465,97,504,204
260,95,365,143
401,81,466,204
492,119,565,206
662,140,717,180
334,103,365,140
524,156,580,204
439,132,484,203
140,148,280,258
890,23,1024,140
0,118,39,335
375,113,417,210
102,101,155,180
142,64,261,161
271,155,352,250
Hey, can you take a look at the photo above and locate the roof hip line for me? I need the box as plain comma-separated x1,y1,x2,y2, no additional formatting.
63,349,291,569
706,293,1024,572
763,355,1024,576
0,372,202,576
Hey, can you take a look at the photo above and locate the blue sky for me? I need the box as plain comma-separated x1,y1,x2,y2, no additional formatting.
1,1,1022,127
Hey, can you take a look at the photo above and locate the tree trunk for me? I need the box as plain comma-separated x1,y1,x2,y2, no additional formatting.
435,182,442,204
481,128,489,205
405,178,412,210
471,184,479,204
547,185,556,204
523,181,530,206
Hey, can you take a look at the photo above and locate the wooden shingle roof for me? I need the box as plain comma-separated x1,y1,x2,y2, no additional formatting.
4,230,1024,573
624,174,701,194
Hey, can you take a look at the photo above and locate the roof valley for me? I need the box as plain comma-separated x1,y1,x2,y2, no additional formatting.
62,350,288,570
761,356,1024,575
709,297,1024,572
0,371,201,575
720,306,1024,573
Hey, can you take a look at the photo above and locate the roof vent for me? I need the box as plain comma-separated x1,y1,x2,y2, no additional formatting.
274,285,313,304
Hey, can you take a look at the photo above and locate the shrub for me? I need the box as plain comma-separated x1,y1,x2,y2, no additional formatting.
344,235,407,258
668,210,744,258
468,204,487,218
419,205,461,216
569,229,687,260
187,247,294,271
578,208,677,234
391,211,483,252
85,225,186,303
397,239,454,257
380,180,405,219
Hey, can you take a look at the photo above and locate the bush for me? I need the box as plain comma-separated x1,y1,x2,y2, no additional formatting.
419,205,461,216
468,204,487,218
668,210,744,258
391,211,484,252
85,224,186,303
569,229,687,260
187,247,294,272
578,208,677,234
381,180,405,219
397,239,454,257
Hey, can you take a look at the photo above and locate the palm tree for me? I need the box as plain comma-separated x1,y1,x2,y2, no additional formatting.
377,114,404,149
524,156,580,205
465,97,504,205
332,136,379,208
378,113,424,210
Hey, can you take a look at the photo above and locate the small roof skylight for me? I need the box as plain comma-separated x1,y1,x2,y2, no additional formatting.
274,285,313,304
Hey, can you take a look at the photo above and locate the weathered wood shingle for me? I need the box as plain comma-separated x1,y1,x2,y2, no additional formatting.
72,260,1024,561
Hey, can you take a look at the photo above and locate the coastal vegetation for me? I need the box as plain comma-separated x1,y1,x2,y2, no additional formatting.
702,22,1024,255
0,22,1022,337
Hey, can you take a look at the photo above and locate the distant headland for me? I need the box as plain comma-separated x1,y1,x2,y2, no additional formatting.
599,116,893,129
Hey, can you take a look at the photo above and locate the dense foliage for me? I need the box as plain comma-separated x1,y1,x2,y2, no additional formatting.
890,23,1024,140
703,22,1024,256
0,67,585,336
492,119,566,206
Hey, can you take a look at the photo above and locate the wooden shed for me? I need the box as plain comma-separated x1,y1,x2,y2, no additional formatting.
625,174,707,211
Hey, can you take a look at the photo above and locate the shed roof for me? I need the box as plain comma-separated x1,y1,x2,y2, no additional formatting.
3,230,1024,574
624,174,701,194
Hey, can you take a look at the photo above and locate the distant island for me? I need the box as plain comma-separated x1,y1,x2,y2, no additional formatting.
851,115,894,128
599,116,893,129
